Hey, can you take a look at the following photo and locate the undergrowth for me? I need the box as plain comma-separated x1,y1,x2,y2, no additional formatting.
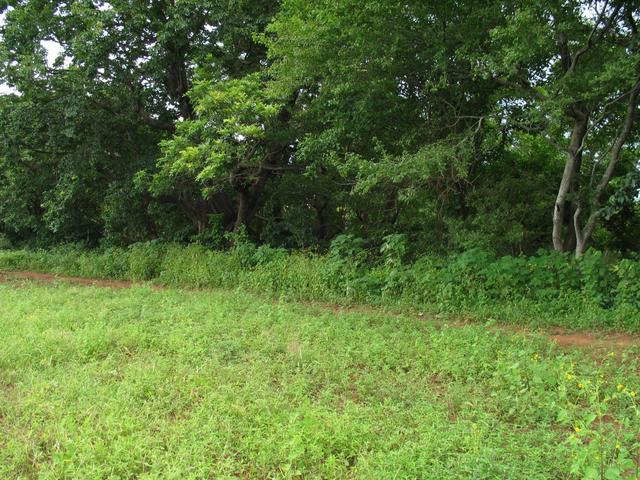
0,237,638,331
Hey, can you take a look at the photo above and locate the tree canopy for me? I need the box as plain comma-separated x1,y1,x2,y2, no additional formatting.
0,0,639,257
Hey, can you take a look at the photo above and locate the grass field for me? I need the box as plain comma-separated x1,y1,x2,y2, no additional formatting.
1,279,639,479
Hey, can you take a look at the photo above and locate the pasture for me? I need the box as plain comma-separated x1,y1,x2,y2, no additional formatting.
0,279,638,479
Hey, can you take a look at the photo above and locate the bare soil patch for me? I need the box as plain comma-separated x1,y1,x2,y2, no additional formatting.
0,270,163,290
547,330,639,350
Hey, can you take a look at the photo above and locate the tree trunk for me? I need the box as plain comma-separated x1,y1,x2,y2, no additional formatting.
234,190,250,232
574,79,640,257
552,109,589,251
232,154,277,233
229,90,300,233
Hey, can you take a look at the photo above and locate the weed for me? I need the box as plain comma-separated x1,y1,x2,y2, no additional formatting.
0,282,638,478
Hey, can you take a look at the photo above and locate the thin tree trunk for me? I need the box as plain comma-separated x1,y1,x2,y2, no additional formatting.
234,190,249,232
575,79,640,257
553,110,589,251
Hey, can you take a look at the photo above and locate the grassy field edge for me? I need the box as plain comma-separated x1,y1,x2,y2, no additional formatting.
0,244,639,333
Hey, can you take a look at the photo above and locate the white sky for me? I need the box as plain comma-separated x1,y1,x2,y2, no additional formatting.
0,10,10,94
0,10,63,94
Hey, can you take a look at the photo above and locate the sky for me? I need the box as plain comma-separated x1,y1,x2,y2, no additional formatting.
0,11,71,95
0,10,64,94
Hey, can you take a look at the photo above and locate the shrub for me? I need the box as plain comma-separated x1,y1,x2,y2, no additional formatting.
128,242,168,281
1,243,639,331
0,234,12,250
578,249,618,308
615,259,640,310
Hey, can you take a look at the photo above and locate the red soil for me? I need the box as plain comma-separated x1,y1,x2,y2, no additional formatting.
0,270,161,290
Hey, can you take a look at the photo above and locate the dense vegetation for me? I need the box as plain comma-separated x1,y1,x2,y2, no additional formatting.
3,3,640,477
0,0,639,259
1,280,639,478
1,240,640,331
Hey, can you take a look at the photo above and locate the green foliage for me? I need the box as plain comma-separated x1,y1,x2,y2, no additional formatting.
155,74,282,198
578,250,619,308
0,76,162,247
0,280,638,478
329,234,368,266
563,378,640,479
0,234,12,250
189,215,226,248
127,242,168,281
379,234,407,268
100,182,157,247
2,2,640,475
1,0,639,255
615,259,640,311
1,244,639,331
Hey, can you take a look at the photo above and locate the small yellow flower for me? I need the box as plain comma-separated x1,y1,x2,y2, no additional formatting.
577,383,584,389
532,353,540,361
630,391,637,398
566,373,575,380
574,426,581,433
616,443,622,450
608,351,616,357
617,384,625,392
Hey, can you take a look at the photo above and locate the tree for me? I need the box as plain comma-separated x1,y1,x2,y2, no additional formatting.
153,74,300,233
487,0,640,256
1,0,639,255
0,0,280,239
264,0,511,246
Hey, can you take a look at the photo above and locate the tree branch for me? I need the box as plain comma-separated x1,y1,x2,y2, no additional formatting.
566,1,622,75
579,76,640,251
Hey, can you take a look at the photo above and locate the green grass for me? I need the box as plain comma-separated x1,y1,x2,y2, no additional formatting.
0,280,639,479
1,244,640,332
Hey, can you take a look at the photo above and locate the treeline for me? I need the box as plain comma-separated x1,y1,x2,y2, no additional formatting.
0,0,639,258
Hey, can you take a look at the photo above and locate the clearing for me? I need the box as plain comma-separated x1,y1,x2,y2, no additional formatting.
0,276,639,479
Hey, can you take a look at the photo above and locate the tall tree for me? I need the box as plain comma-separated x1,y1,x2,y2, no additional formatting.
0,0,279,238
487,0,640,256
153,74,301,233
265,0,509,244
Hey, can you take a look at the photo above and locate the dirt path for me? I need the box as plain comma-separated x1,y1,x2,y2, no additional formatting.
0,270,165,290
547,331,638,349
2,269,639,352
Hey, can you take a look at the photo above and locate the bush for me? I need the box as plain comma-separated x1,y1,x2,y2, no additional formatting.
0,243,639,331
578,249,618,308
128,242,168,281
615,259,640,310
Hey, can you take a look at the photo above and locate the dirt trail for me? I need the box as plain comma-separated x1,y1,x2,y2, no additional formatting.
1,270,639,352
0,270,163,290
548,331,638,349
